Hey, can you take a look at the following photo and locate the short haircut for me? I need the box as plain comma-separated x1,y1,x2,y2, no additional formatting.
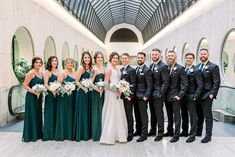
200,48,209,52
168,50,176,54
152,48,161,53
185,53,195,59
109,52,119,62
137,52,146,57
122,53,130,57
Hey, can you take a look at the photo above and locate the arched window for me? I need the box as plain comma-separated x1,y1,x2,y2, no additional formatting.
110,28,138,42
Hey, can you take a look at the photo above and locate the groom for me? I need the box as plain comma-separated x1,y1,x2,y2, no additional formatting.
120,53,136,141
135,52,153,142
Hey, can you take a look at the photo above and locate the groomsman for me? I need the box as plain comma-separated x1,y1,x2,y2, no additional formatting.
148,48,169,141
120,53,136,142
165,51,188,143
181,53,203,143
135,52,153,142
196,48,220,143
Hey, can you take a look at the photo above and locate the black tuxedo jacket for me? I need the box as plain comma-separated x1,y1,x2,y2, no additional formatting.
135,64,153,99
120,65,136,98
184,65,203,101
149,61,169,99
166,63,188,102
195,61,220,100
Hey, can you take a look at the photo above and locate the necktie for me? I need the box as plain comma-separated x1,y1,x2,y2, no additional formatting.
151,64,155,72
185,67,189,74
136,67,140,75
199,63,204,71
169,66,173,75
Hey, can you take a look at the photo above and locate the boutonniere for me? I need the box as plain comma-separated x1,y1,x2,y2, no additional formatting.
173,67,177,71
189,68,194,73
204,65,208,70
154,66,159,72
139,68,143,72
122,70,127,75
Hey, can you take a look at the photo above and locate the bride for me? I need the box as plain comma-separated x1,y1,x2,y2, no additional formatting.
100,52,128,144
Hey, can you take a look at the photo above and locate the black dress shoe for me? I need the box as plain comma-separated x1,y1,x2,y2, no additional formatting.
201,136,211,143
154,136,163,142
163,132,174,137
127,136,133,141
180,132,189,137
148,131,156,136
186,136,195,143
136,136,147,142
133,132,141,136
170,136,179,143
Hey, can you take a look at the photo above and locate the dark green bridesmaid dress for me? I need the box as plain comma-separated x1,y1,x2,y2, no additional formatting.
90,73,104,141
22,75,43,142
43,74,57,140
55,75,75,141
73,71,90,141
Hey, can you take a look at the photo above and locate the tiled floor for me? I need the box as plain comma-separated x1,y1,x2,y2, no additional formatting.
0,120,235,157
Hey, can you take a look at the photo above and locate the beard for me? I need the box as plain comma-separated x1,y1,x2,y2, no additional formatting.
167,59,175,66
137,60,144,66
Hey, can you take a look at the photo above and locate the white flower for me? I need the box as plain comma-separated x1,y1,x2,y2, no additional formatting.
123,70,127,75
32,84,48,96
204,65,208,70
189,68,194,73
173,67,177,71
49,82,61,91
80,79,93,91
139,68,142,72
154,66,159,71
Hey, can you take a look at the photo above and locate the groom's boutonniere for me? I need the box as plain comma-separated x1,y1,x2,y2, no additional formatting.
189,68,194,73
139,68,144,75
204,65,208,70
154,66,159,72
173,67,177,71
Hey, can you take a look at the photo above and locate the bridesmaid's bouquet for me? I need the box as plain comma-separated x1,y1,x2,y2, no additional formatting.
49,82,62,96
59,81,76,97
95,79,106,97
80,78,93,91
32,84,48,98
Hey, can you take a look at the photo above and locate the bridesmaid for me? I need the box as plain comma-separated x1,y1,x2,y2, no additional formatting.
43,56,59,140
90,51,105,141
55,58,75,141
22,57,44,142
73,51,92,141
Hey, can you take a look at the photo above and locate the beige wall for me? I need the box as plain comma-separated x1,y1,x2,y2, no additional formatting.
143,0,235,87
0,0,107,126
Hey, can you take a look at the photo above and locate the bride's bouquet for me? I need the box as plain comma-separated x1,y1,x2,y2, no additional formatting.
109,80,132,99
117,80,133,97
32,84,48,98
80,78,93,92
59,81,76,97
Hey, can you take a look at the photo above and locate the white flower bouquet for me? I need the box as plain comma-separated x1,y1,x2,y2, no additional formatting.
95,79,106,97
110,80,133,99
59,81,76,96
32,84,48,98
80,78,93,91
49,82,62,96
117,80,133,97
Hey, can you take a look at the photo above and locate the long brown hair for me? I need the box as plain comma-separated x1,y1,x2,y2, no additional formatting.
46,56,58,71
31,57,43,69
81,51,92,70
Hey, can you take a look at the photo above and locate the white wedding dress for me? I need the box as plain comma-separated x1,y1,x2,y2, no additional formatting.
100,66,128,144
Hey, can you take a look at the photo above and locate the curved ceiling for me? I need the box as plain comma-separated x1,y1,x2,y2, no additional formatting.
57,0,198,42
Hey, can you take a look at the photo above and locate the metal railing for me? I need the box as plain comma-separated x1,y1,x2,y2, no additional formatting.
8,84,25,116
